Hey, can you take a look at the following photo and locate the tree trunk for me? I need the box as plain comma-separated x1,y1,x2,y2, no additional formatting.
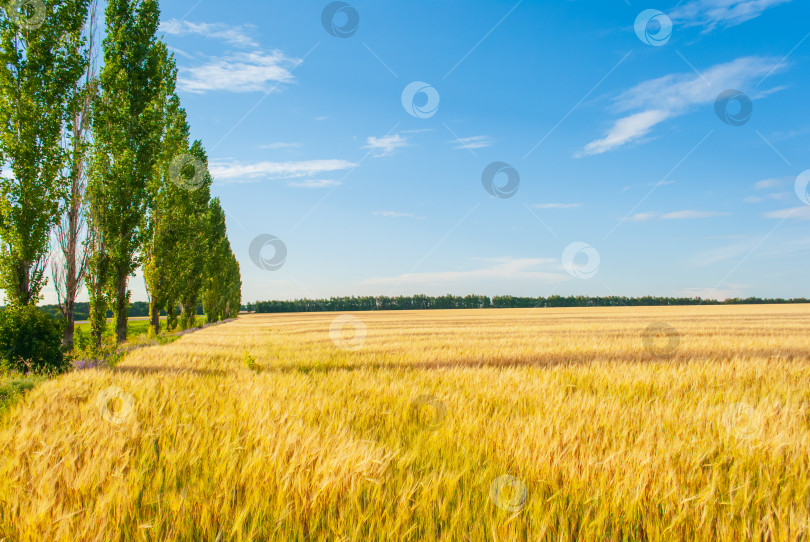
113,267,128,344
167,303,177,331
149,301,161,336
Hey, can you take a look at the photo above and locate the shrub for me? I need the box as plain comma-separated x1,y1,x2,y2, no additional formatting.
0,307,68,375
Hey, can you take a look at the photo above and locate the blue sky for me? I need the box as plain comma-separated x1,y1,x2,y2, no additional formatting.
44,0,810,304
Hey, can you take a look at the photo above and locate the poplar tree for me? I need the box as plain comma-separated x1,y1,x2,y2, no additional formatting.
87,0,162,344
0,0,89,306
52,0,98,348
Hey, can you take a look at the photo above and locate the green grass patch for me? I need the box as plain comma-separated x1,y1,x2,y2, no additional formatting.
0,374,47,416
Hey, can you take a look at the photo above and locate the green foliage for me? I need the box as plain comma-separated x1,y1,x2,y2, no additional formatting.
243,351,259,373
74,325,88,352
202,199,241,323
0,306,67,374
0,373,47,415
87,0,164,344
0,0,91,306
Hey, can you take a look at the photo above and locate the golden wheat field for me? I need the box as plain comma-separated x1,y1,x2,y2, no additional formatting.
1,305,809,541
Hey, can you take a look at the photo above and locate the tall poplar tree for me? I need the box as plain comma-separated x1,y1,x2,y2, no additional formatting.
87,0,162,344
0,0,90,306
52,0,98,348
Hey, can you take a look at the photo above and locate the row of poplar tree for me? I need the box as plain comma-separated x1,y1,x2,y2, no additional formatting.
0,0,242,350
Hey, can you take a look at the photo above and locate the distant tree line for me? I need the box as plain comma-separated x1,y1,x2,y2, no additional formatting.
0,0,241,356
35,300,204,322
248,295,810,313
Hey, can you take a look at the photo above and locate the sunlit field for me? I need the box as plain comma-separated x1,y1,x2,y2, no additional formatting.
1,305,809,541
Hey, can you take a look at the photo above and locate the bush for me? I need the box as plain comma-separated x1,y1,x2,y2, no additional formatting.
0,306,67,375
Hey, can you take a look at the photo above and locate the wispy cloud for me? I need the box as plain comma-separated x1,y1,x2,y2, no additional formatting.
160,19,258,48
670,0,793,33
531,203,582,209
745,192,792,203
286,179,341,189
210,159,356,184
625,210,729,221
450,135,494,150
754,177,784,189
626,212,658,222
373,211,426,219
363,258,569,286
177,51,301,94
661,210,729,219
364,134,408,157
580,56,784,156
764,206,810,220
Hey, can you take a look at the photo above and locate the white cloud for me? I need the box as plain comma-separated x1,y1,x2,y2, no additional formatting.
531,203,582,209
754,177,783,189
373,211,426,219
625,210,728,221
661,210,729,219
626,212,657,222
177,51,301,94
670,0,793,32
363,258,569,286
286,179,341,189
364,134,408,157
764,206,810,220
451,135,494,150
209,159,356,184
160,19,258,48
580,56,784,156
582,110,670,156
